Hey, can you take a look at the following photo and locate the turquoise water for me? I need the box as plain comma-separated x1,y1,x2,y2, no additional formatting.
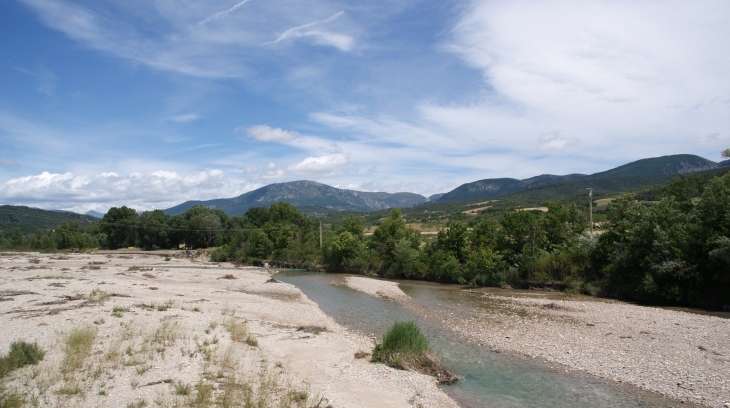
276,271,698,408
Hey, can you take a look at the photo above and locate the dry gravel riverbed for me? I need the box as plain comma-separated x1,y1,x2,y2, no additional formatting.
345,276,730,408
0,252,457,408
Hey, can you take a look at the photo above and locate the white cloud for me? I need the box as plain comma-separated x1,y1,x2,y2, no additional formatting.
0,170,234,212
0,158,19,167
237,125,300,143
438,0,730,155
286,154,351,177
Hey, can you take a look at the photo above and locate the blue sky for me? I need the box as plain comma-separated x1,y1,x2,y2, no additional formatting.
1,0,729,213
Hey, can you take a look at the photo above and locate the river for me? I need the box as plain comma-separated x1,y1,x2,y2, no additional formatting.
276,270,702,408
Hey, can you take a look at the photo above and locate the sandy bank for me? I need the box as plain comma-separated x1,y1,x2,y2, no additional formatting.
344,276,410,302
0,252,457,408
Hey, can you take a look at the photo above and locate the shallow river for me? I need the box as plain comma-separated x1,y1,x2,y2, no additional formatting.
276,270,702,408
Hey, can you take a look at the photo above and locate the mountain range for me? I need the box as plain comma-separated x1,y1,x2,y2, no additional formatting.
163,180,428,216
434,154,720,203
163,154,722,215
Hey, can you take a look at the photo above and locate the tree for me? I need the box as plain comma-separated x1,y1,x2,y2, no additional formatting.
369,209,420,266
722,148,730,158
432,221,469,264
100,206,138,249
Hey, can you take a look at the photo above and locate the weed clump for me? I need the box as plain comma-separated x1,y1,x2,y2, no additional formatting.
371,321,458,384
0,341,45,378
62,326,97,372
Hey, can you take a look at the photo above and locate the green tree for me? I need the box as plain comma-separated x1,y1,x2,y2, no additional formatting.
100,206,138,249
470,218,499,251
432,221,469,264
369,209,421,268
332,230,367,270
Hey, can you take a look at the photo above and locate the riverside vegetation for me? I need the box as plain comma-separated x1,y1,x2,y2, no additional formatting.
372,321,457,384
2,172,729,310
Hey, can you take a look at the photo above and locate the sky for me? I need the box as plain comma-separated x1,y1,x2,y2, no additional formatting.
1,0,729,214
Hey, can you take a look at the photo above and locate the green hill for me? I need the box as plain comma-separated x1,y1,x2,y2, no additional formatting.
163,180,428,216
435,154,717,203
0,205,100,235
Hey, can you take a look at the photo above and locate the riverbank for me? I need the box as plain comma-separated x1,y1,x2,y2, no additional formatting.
0,252,457,407
346,276,730,408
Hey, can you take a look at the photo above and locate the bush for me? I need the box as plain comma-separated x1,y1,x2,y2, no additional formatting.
0,341,45,378
210,245,229,262
371,321,458,383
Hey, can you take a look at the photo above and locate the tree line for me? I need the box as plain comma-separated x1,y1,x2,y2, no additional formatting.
2,172,728,309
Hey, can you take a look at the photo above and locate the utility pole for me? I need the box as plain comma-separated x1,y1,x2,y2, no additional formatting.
319,219,323,248
586,188,593,237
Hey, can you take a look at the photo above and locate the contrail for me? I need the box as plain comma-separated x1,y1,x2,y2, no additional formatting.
266,11,344,44
199,0,253,25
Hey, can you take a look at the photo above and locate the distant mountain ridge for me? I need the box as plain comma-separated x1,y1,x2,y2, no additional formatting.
163,180,428,216
435,154,718,203
85,210,104,218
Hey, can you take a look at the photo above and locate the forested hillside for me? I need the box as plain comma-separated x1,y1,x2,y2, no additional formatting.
0,205,99,234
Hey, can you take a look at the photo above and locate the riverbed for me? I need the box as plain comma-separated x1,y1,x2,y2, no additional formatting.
277,271,726,408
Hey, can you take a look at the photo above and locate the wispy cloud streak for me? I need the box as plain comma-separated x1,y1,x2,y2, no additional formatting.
199,0,253,25
263,11,352,51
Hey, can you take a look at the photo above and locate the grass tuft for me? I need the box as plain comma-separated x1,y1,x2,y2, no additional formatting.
174,381,191,396
223,318,248,342
62,326,97,372
245,336,258,347
111,305,129,317
372,321,458,384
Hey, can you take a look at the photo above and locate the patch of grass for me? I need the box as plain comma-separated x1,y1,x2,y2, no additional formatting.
191,381,214,407
174,381,191,396
43,275,71,280
372,321,429,361
135,364,152,375
56,384,82,395
372,321,458,384
156,300,173,311
192,307,201,312
149,322,181,348
86,288,110,303
223,318,248,342
245,336,258,347
88,265,101,270
288,389,309,404
0,341,45,378
93,318,105,325
111,305,129,317
164,255,171,261
0,384,25,407
62,326,97,372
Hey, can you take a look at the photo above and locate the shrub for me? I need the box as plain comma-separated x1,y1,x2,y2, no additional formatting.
0,341,45,378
